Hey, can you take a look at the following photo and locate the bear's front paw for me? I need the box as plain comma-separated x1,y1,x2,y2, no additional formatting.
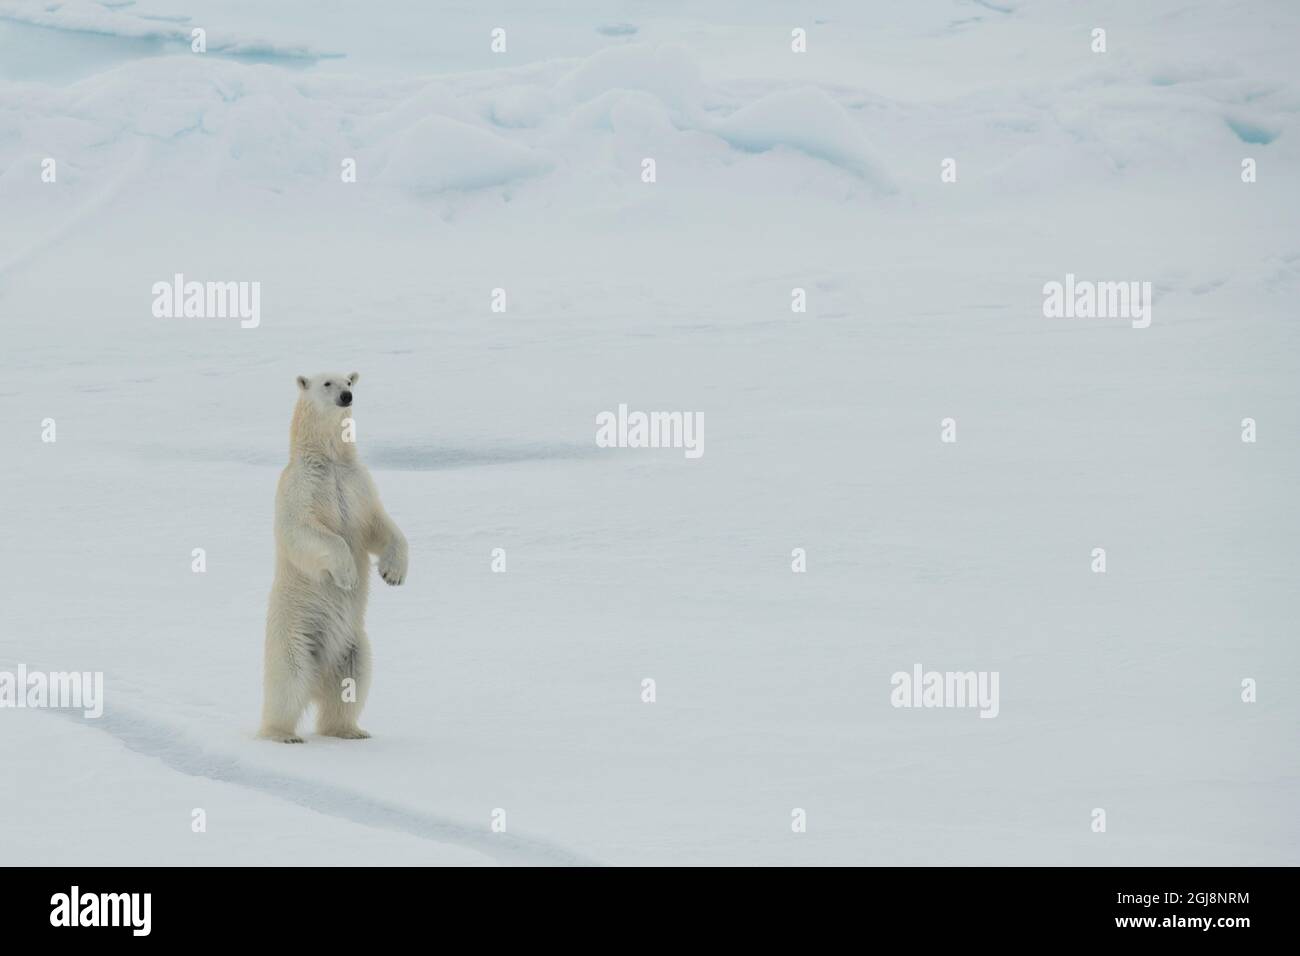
378,552,407,586
329,560,358,591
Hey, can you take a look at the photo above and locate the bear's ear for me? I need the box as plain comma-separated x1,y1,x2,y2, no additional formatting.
347,372,360,386
296,375,310,391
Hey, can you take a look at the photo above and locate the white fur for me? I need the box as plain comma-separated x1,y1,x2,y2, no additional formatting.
259,371,408,743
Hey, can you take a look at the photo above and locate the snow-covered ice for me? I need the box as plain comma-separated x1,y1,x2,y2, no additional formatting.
1,0,1298,866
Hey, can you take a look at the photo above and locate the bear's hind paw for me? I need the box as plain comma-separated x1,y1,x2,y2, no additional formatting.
260,730,306,744
320,727,371,740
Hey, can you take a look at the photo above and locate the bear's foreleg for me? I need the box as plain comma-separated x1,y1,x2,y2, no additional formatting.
367,508,408,587
280,517,358,590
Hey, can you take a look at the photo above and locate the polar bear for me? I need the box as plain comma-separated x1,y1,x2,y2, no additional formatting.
259,371,408,743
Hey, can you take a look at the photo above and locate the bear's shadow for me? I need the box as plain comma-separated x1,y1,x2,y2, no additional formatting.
130,440,600,470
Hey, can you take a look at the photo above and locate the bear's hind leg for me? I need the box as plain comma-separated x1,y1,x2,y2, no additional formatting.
259,643,312,743
316,632,372,739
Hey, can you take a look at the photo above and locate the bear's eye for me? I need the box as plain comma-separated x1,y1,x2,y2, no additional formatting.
324,381,332,387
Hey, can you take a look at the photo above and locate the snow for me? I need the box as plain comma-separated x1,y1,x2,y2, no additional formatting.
0,0,339,59
710,86,893,186
557,43,704,117
381,116,554,194
1,0,1298,866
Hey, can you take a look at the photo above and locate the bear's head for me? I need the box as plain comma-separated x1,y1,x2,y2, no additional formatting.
296,372,360,411
289,372,362,459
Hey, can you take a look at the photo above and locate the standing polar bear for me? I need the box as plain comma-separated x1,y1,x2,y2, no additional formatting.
260,372,408,743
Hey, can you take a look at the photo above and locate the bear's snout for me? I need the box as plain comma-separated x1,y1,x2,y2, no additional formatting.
338,390,353,407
